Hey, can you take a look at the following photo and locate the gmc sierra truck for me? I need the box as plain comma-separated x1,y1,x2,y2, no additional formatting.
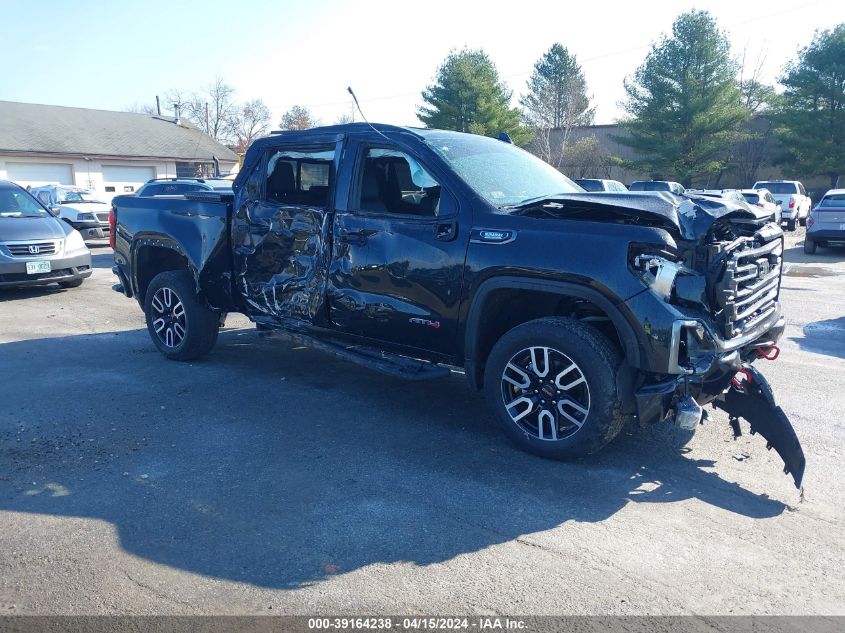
110,123,805,488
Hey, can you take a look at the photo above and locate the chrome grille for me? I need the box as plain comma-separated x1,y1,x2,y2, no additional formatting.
6,241,57,256
714,236,783,338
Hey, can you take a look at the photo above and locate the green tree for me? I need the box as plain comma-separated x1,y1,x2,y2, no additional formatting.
775,24,845,189
418,49,530,144
521,44,594,168
617,10,748,186
279,105,319,131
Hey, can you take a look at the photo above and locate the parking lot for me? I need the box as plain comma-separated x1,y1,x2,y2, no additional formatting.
1,231,844,615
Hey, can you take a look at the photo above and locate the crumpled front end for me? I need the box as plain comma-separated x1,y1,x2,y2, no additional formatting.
625,208,805,488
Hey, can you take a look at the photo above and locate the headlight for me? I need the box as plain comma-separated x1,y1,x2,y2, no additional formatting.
630,247,707,306
65,229,87,252
77,212,97,222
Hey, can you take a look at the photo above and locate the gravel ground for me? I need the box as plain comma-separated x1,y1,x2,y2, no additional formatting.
0,232,843,615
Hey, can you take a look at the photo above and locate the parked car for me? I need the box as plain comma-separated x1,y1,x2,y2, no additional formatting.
110,123,804,489
752,180,811,231
739,189,782,224
574,178,628,192
0,180,92,289
29,185,110,241
805,189,845,254
629,180,686,194
135,178,234,197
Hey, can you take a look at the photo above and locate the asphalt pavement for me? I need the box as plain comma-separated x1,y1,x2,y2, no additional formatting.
1,233,843,615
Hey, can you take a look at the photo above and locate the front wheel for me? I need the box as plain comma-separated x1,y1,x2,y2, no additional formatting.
144,270,219,361
483,317,631,459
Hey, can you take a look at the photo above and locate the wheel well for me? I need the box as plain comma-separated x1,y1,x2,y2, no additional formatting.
135,245,191,304
469,287,626,385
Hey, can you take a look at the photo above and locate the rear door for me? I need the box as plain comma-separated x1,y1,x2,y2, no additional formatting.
231,134,342,324
328,136,470,357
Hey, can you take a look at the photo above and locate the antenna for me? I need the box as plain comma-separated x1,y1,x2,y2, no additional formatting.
347,87,392,142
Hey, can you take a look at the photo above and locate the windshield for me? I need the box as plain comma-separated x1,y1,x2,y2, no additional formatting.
421,132,581,206
59,189,103,204
203,179,233,191
755,182,798,195
0,186,50,218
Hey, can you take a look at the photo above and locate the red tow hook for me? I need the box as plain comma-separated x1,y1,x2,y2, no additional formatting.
731,369,753,391
755,345,780,361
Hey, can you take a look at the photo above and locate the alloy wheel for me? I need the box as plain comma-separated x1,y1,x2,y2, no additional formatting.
150,287,187,348
500,346,591,441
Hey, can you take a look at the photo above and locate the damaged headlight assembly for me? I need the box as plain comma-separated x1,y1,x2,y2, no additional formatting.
630,247,716,374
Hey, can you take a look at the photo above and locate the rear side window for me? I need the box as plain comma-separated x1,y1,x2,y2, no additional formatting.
630,181,670,192
741,193,760,204
265,148,334,207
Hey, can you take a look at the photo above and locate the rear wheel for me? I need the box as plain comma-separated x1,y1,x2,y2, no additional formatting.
144,270,219,361
787,218,797,231
483,317,631,459
804,238,817,254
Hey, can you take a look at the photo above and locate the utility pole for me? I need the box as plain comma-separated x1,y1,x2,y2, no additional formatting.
205,102,210,135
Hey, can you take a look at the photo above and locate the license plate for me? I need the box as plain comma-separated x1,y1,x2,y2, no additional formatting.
26,261,51,275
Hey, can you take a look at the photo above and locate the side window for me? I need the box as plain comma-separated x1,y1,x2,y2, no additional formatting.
356,148,443,217
265,148,333,207
798,183,806,196
36,191,51,205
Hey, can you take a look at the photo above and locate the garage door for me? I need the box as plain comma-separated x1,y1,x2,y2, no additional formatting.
102,165,156,196
5,162,73,187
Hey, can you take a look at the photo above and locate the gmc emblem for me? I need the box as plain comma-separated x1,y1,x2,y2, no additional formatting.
28,245,40,254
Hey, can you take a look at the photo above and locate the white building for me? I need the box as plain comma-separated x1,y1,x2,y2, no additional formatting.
0,100,238,201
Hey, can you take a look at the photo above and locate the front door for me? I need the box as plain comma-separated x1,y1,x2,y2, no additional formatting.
232,138,341,324
329,142,469,357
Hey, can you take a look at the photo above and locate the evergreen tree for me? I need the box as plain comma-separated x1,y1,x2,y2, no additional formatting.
418,49,530,144
775,24,845,189
617,10,747,186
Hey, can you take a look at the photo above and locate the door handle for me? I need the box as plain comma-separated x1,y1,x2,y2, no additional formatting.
339,228,378,245
434,221,457,241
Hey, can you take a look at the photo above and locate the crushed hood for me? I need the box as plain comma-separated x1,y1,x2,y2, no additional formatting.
514,192,771,240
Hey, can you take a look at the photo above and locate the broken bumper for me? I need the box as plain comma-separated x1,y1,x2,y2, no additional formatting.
635,351,805,488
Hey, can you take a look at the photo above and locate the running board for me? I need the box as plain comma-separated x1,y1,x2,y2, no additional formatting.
258,327,451,381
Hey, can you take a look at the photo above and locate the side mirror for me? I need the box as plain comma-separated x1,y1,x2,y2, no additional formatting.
49,206,61,217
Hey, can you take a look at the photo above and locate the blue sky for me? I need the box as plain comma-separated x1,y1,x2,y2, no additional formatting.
1,0,842,127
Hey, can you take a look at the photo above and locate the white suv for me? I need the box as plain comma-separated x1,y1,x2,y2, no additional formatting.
752,180,811,231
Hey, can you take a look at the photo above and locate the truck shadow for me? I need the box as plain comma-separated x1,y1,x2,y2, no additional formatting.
0,328,787,590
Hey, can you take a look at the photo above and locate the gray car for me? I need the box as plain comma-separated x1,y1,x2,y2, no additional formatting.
0,180,92,289
805,189,845,254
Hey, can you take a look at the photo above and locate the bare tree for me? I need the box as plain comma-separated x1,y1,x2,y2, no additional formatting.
123,102,158,115
559,135,618,179
164,79,238,144
334,112,355,125
229,99,272,154
521,44,594,169
279,105,319,131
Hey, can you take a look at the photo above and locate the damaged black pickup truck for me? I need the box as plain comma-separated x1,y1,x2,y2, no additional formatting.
111,123,805,488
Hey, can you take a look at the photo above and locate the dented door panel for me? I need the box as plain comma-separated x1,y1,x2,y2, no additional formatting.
233,201,331,322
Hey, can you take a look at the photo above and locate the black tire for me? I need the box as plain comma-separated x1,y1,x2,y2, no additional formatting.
483,317,632,459
804,238,817,254
58,279,83,289
144,270,219,361
799,214,807,227
787,218,797,231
